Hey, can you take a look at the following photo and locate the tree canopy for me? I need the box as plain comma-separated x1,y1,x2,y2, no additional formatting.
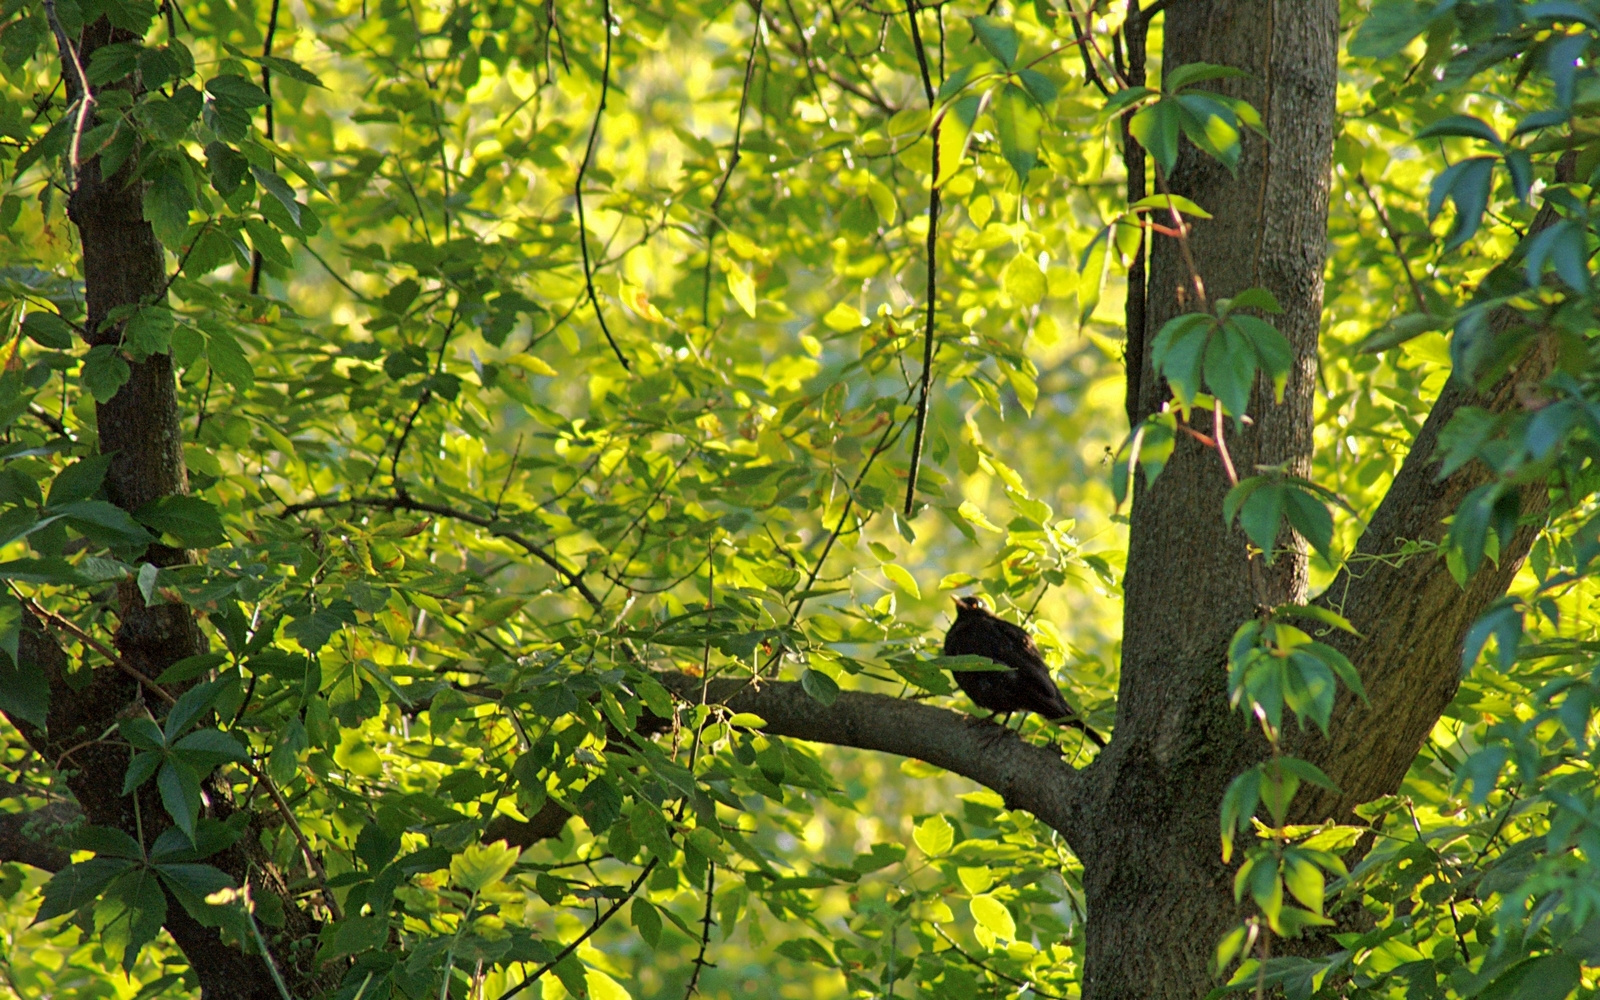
1,0,1600,997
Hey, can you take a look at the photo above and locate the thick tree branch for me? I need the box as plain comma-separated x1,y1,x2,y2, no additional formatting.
1294,166,1574,822
1299,370,1547,819
661,675,1089,848
0,796,77,872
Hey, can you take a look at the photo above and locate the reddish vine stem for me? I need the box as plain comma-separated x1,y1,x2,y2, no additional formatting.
901,0,941,517
40,0,93,186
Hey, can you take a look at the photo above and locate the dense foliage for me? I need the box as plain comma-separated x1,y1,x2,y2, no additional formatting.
6,0,1600,997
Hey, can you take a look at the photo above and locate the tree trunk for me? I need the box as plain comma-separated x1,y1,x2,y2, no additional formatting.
1081,3,1340,995
3,17,323,1000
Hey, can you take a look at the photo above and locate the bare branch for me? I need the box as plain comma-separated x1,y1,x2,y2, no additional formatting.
663,675,1089,846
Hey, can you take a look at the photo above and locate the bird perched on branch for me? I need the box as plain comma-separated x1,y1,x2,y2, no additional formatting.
943,596,1107,747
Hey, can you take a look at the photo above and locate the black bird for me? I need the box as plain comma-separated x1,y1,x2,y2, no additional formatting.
943,596,1107,747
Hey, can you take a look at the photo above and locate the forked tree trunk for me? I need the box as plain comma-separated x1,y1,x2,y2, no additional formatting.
1079,3,1340,995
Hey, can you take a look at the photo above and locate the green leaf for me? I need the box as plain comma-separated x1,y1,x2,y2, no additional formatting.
82,345,133,403
1128,193,1213,219
969,16,1018,67
164,678,228,741
912,814,954,856
969,894,1015,940
122,306,175,360
1129,98,1183,176
154,652,227,685
1002,253,1046,307
22,311,75,350
450,840,520,892
0,605,47,731
1282,485,1333,562
1348,0,1435,58
206,75,269,107
157,758,204,842
135,495,226,547
994,83,1043,180
1428,156,1496,250
883,563,920,599
47,455,114,508
1164,62,1250,92
800,668,839,705
55,501,155,549
1479,955,1580,1000
34,857,134,922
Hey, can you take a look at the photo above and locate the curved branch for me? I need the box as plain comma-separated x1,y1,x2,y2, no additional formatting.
278,493,605,612
663,675,1090,848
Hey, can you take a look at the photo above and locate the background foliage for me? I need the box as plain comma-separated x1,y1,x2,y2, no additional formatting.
5,0,1600,997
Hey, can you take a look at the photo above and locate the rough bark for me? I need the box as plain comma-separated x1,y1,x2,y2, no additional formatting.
662,675,1090,845
1071,3,1342,995
0,18,323,1000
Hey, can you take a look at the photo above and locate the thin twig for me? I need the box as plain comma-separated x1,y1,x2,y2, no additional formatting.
1353,172,1429,315
684,863,717,996
1212,399,1238,487
933,926,1069,1000
238,760,343,921
490,859,657,1000
901,0,941,517
701,0,766,327
19,594,175,706
249,0,282,296
27,404,67,437
575,0,630,370
278,494,606,612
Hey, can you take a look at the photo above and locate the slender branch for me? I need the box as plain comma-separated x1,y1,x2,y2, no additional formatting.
1352,171,1429,315
238,761,343,921
575,0,630,370
40,0,94,187
934,926,1069,1000
1061,0,1111,97
28,403,67,437
684,863,717,997
249,0,283,296
278,493,606,612
19,595,175,706
490,859,658,1000
901,0,941,516
701,0,766,327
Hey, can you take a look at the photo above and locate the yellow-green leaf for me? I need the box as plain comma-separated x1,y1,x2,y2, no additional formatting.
1002,254,1046,308
823,302,865,332
450,840,520,892
883,563,920,599
586,970,633,1000
970,894,1015,940
957,501,1003,533
913,815,954,856
727,265,757,317
934,111,970,188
